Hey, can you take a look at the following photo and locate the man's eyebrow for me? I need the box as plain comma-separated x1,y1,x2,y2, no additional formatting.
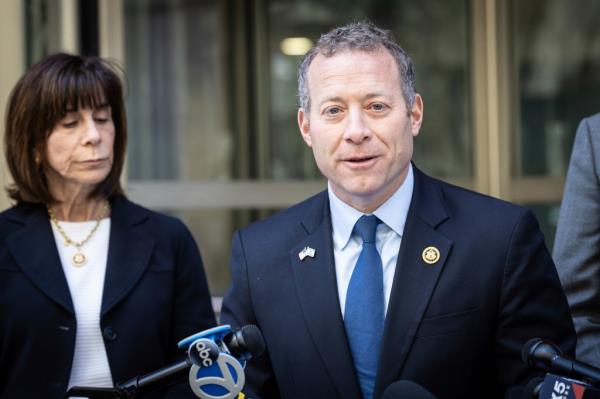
318,96,345,107
363,93,387,100
317,93,389,107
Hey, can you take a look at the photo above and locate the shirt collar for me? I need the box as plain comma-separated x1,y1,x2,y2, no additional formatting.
328,164,414,250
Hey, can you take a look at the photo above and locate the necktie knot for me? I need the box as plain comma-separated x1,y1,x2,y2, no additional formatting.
354,215,380,244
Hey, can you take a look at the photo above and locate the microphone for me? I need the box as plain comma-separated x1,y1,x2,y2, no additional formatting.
522,377,544,398
64,324,264,399
522,338,600,385
180,324,265,399
381,380,438,399
224,324,265,360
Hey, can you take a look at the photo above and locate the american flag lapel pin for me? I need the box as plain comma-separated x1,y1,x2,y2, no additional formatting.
298,246,316,261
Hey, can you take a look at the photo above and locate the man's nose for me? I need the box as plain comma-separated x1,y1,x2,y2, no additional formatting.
343,108,372,143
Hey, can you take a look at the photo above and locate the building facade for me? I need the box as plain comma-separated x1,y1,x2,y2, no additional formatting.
1,0,600,298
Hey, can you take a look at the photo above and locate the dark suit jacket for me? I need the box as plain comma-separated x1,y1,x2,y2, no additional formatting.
0,196,216,398
221,166,576,399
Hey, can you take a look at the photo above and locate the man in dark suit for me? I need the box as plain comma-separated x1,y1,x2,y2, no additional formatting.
221,22,575,399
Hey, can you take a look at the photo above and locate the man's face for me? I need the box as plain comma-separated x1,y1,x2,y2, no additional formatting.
298,49,423,212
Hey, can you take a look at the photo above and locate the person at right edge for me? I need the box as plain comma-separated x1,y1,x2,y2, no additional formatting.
221,22,575,399
554,113,600,367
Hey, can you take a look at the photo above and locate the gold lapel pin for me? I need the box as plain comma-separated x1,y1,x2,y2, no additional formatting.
298,246,316,261
422,246,441,265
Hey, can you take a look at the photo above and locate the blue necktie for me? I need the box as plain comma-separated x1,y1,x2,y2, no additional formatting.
344,215,384,399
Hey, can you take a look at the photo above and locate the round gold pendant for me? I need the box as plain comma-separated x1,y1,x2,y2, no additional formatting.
72,252,87,267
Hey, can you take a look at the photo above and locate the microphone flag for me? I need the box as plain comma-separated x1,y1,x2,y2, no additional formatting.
538,374,600,399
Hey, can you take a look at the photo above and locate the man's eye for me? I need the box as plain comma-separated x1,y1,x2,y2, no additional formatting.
370,103,387,111
325,107,342,116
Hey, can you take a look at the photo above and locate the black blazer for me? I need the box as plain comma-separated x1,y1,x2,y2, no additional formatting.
221,166,576,399
0,196,216,398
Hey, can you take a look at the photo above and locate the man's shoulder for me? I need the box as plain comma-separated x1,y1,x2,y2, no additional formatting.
420,171,529,223
239,190,327,236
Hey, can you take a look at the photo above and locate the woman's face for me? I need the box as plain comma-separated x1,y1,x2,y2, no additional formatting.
45,105,115,196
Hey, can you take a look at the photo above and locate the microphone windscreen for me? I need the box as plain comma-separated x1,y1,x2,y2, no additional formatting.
238,324,265,357
382,380,437,399
523,376,544,398
522,338,543,364
225,324,266,359
521,338,562,371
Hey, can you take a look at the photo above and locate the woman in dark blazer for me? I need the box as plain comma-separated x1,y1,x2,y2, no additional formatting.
0,53,216,398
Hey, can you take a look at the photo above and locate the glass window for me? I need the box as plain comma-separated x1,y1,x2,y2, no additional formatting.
513,0,600,177
124,0,232,181
25,0,66,65
512,0,600,248
123,0,236,296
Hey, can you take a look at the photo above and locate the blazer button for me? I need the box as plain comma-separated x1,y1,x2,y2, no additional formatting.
103,326,118,342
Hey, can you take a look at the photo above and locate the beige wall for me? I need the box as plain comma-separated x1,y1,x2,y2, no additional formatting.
0,1,24,211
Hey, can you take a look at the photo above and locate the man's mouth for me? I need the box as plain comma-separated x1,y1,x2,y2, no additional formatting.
344,155,378,163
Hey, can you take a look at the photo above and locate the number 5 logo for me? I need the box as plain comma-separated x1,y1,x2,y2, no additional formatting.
189,353,245,399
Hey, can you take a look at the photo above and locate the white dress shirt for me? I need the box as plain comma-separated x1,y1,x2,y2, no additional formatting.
329,164,414,316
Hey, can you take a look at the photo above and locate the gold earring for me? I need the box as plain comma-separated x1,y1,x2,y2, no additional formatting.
34,154,41,166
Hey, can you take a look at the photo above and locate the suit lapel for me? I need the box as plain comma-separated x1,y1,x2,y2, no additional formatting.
6,203,74,315
290,193,362,399
101,197,155,316
374,168,453,397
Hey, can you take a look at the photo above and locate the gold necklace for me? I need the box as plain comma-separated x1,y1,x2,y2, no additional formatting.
47,201,110,267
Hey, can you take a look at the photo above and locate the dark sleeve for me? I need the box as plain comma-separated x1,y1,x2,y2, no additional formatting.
553,117,600,364
163,220,217,399
220,231,280,399
170,219,216,356
496,210,576,392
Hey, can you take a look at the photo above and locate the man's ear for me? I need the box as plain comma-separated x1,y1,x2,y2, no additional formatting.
298,108,312,147
410,93,424,137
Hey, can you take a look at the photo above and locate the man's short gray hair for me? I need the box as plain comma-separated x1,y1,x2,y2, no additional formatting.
297,21,416,114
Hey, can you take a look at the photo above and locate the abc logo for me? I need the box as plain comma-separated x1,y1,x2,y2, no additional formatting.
189,353,245,399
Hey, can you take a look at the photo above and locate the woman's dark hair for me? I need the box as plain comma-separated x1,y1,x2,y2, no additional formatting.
4,52,127,204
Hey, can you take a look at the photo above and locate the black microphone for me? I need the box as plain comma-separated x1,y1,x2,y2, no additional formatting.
381,380,438,399
223,324,265,360
522,377,544,398
522,338,600,385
